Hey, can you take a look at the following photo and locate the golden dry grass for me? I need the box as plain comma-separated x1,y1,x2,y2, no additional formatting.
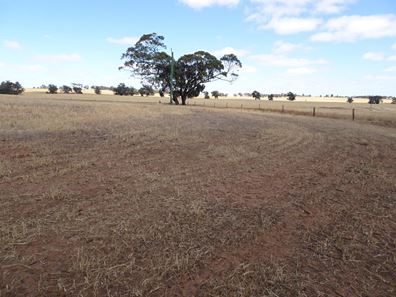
0,94,395,296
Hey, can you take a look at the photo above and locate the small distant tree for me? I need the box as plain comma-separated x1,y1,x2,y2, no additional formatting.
62,85,72,94
127,87,137,96
252,90,261,100
113,83,129,96
211,91,219,99
368,96,381,104
392,97,396,104
347,97,353,103
204,91,210,99
94,86,101,95
48,84,58,94
159,90,165,97
238,92,243,97
137,85,153,96
287,92,296,101
0,81,24,95
268,94,274,101
73,86,83,94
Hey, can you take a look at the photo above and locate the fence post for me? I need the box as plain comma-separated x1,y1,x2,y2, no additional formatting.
352,108,355,121
313,107,316,117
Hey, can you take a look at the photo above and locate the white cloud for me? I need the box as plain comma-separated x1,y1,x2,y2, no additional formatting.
392,43,396,50
106,37,139,45
179,0,239,9
246,0,356,33
273,41,305,53
248,0,354,18
213,47,249,57
315,0,356,14
240,65,258,73
286,67,317,74
35,54,82,62
262,17,322,34
4,40,22,49
385,66,396,72
252,54,327,67
18,65,47,72
363,52,385,61
312,14,396,42
0,62,4,68
389,55,396,61
364,75,396,81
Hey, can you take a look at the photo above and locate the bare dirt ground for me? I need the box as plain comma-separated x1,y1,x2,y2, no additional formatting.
0,95,395,297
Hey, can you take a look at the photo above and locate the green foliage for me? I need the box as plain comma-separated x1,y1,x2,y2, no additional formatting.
113,83,136,96
268,94,274,101
211,91,220,99
0,81,24,95
48,84,58,94
368,96,382,104
252,90,261,100
204,91,210,99
120,33,242,105
138,85,154,96
62,85,72,94
347,97,353,103
94,86,101,95
73,87,83,94
287,92,296,101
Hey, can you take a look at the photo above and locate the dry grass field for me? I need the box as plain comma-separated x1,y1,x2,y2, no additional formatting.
1,93,395,296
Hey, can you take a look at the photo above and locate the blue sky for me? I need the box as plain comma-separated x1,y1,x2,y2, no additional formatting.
1,0,396,96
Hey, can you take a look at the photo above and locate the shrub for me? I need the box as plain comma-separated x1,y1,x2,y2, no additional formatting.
94,86,101,95
204,91,210,99
0,81,24,95
268,94,274,101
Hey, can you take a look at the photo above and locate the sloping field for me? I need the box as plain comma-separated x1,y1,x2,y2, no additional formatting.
0,95,395,296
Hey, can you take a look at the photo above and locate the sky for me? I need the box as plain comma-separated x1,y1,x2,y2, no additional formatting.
1,0,396,96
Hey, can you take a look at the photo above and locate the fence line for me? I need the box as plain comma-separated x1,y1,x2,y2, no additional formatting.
183,100,358,121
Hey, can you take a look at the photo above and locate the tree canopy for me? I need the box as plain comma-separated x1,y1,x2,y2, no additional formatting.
0,81,24,95
252,91,261,100
120,33,242,105
287,92,296,101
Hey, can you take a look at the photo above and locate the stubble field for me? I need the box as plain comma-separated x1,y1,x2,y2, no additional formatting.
0,94,395,296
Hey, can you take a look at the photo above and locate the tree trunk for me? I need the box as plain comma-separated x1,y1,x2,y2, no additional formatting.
181,95,187,105
172,94,179,105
